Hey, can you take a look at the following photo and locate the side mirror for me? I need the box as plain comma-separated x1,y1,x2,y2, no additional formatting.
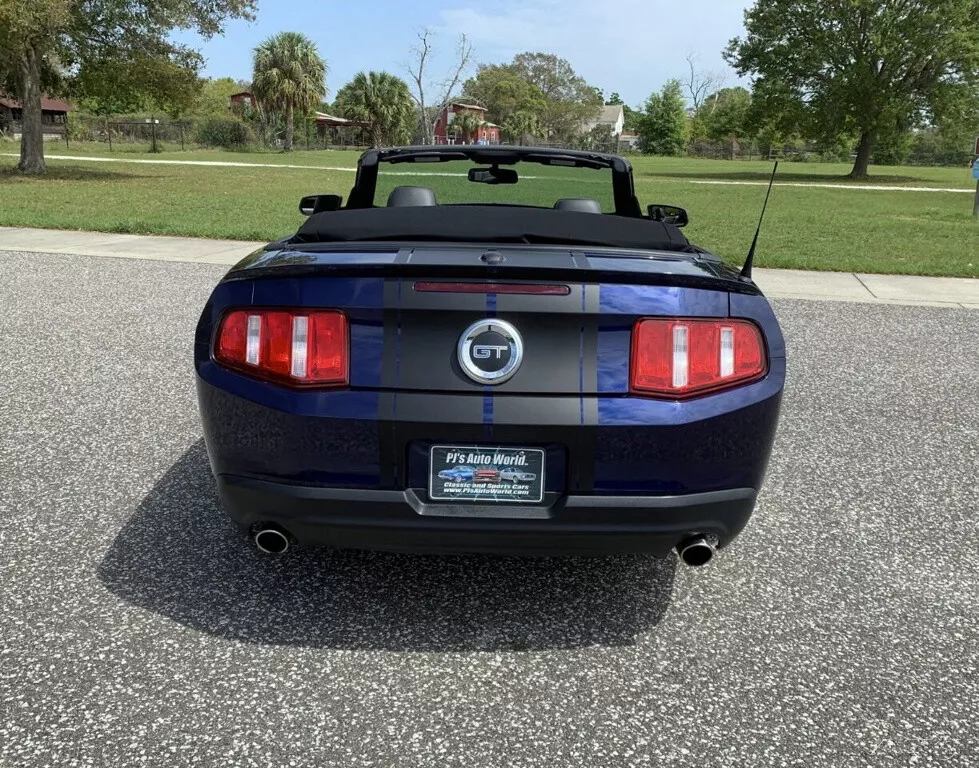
299,194,343,216
647,204,689,227
467,166,519,185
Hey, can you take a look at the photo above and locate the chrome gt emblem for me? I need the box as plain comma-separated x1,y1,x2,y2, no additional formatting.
457,319,523,385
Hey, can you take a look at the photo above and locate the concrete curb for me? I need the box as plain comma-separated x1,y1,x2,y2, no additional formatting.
1,226,977,309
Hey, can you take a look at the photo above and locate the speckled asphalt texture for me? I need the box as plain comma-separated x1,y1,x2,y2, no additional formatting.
1,251,977,767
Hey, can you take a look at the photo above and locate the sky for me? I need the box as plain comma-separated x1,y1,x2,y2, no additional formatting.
172,0,753,107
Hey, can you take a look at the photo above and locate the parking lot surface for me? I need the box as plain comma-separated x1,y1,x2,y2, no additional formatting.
1,251,977,767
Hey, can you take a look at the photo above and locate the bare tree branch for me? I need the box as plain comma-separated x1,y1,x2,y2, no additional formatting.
684,52,724,112
430,33,473,141
435,33,473,110
405,30,472,144
406,28,432,142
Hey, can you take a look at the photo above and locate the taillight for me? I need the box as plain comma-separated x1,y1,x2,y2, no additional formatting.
213,309,348,387
630,318,766,398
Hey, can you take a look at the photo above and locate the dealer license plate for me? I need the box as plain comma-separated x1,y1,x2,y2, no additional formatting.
428,445,545,503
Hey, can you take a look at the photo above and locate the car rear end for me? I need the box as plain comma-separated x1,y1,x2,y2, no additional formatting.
194,245,785,559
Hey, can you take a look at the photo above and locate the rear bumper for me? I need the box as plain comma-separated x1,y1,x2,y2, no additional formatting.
217,474,757,556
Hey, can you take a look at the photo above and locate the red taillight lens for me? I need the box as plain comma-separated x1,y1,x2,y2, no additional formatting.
309,311,347,382
630,318,766,398
214,309,348,387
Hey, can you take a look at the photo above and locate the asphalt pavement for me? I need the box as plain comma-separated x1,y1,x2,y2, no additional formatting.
1,251,977,767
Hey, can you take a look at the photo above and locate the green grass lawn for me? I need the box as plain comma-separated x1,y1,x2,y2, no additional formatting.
10,140,974,188
1,141,977,276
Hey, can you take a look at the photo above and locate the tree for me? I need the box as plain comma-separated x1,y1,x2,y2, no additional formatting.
71,56,202,151
192,77,252,118
461,65,546,125
636,80,687,156
334,71,414,147
508,52,602,138
406,28,473,144
73,55,203,123
461,53,600,139
726,0,979,179
451,110,482,144
908,107,979,164
252,32,327,152
501,110,540,145
682,53,724,112
578,123,617,152
74,62,150,121
0,0,254,174
699,87,753,157
605,92,624,105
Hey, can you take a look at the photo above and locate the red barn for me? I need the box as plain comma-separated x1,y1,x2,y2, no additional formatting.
433,102,499,145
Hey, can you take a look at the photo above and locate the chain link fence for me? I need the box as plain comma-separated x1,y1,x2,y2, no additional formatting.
686,138,974,167
686,140,848,162
65,115,370,153
904,147,974,167
59,116,976,168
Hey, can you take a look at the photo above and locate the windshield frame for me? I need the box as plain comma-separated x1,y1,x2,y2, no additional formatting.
346,145,643,217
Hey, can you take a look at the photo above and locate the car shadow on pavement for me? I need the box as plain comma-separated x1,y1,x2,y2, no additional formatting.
98,441,677,652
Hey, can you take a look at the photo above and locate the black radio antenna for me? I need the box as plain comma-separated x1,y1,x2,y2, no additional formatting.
740,161,779,280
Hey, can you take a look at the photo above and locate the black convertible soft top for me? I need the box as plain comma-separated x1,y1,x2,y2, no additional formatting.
293,206,691,251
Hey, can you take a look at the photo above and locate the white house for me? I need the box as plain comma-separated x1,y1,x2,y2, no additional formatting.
580,104,625,137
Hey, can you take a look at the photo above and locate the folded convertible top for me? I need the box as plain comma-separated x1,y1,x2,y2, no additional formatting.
292,206,691,251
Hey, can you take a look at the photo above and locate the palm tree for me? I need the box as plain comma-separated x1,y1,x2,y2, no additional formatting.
334,71,414,148
252,32,327,152
451,111,482,144
501,111,540,146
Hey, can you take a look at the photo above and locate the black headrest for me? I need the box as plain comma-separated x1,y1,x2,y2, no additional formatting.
387,186,438,207
554,198,602,214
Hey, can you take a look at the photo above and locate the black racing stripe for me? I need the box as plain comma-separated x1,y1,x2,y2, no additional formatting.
492,396,581,427
490,398,581,496
576,282,600,492
378,278,401,487
377,392,398,487
484,292,496,442
400,283,489,312
571,250,592,271
394,392,487,425
380,278,401,389
493,289,582,314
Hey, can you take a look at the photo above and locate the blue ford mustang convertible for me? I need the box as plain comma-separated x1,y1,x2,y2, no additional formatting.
194,146,785,565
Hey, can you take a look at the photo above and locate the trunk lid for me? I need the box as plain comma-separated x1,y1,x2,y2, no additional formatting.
226,244,757,396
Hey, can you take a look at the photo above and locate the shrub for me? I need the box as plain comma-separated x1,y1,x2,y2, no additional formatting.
65,112,93,141
195,117,254,149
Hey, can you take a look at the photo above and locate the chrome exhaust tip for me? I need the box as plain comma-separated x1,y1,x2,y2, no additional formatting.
676,535,716,567
254,526,290,555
